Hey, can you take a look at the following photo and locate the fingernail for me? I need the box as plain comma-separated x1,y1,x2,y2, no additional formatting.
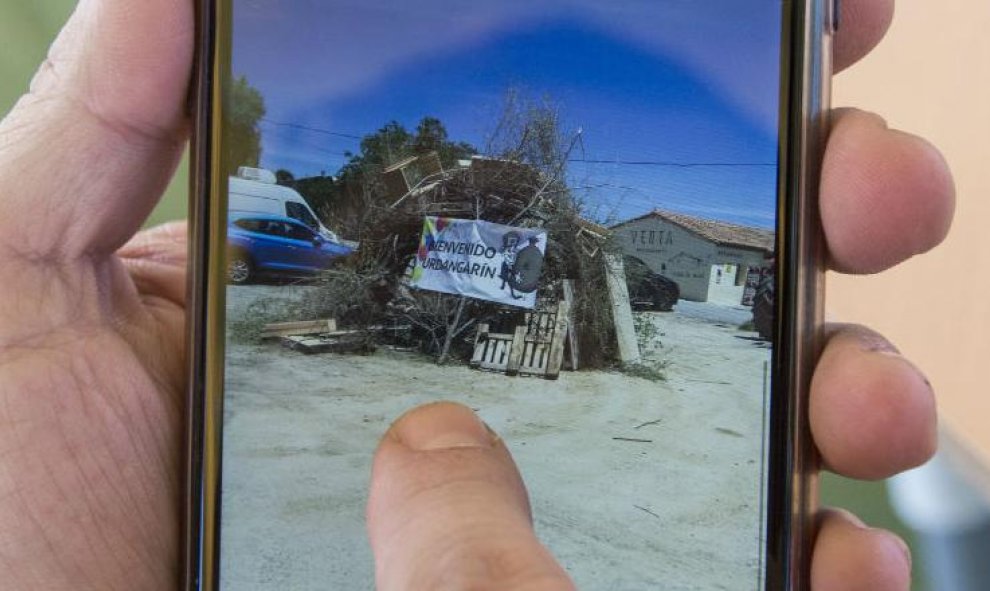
853,330,934,391
391,402,497,451
853,328,900,355
879,351,935,393
841,512,913,571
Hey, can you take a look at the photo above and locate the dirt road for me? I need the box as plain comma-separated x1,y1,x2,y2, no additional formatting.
220,286,770,590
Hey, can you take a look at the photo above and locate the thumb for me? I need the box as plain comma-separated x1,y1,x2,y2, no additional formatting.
367,402,575,591
0,0,192,258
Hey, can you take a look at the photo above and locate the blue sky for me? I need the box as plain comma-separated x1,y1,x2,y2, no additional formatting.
232,1,781,228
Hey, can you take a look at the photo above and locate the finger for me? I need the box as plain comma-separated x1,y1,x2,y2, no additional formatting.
117,221,188,307
812,509,912,591
367,402,575,591
834,0,895,73
822,109,955,274
0,0,192,259
810,325,937,480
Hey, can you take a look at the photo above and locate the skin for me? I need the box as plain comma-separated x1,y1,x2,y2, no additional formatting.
0,0,954,589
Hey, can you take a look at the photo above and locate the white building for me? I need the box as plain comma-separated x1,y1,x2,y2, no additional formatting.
612,210,774,305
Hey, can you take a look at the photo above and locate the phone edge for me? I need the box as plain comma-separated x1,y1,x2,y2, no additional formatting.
766,0,831,589
185,0,225,588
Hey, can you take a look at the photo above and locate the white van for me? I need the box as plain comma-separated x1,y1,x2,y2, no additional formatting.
228,167,340,243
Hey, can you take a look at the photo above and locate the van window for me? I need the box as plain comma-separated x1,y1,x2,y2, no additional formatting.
285,202,319,231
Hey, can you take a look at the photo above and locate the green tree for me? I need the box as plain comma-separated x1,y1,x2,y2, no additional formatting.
338,117,475,181
413,116,476,167
317,118,477,235
225,75,266,175
412,117,447,154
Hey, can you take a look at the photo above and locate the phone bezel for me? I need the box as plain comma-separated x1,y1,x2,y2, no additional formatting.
765,0,831,588
184,2,829,589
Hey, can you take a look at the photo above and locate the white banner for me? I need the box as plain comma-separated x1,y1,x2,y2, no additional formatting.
410,217,547,309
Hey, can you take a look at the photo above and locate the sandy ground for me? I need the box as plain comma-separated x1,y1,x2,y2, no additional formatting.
220,286,771,590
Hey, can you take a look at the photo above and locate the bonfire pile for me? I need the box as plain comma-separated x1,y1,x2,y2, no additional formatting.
296,98,625,367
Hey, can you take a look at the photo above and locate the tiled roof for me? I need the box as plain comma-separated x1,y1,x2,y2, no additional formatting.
613,209,775,253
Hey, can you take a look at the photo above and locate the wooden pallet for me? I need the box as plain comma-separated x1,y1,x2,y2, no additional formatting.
470,300,571,380
265,318,416,356
261,319,337,340
280,332,370,355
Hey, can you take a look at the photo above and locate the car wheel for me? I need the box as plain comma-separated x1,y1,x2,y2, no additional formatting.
227,254,253,284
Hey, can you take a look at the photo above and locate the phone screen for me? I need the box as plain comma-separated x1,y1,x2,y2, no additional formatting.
217,2,783,588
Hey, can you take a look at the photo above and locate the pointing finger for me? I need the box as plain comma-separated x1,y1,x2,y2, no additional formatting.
367,402,574,591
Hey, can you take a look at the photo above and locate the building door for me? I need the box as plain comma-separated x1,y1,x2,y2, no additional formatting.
707,264,746,305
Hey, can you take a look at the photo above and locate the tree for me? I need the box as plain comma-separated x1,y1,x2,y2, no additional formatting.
412,117,447,154
338,120,412,179
337,118,476,182
313,118,478,237
275,169,295,185
225,76,267,176
412,117,475,166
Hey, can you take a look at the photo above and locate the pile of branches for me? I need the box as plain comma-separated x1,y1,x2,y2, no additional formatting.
303,98,621,367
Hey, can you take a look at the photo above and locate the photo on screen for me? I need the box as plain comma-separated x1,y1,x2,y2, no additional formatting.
219,2,781,589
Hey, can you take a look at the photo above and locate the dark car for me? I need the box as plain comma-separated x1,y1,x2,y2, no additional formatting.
751,265,774,341
623,255,680,311
226,214,353,284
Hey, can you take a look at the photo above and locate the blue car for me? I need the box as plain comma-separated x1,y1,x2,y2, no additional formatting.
226,214,353,284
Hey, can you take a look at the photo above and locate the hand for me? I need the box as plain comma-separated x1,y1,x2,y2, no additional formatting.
0,0,192,588
0,2,953,591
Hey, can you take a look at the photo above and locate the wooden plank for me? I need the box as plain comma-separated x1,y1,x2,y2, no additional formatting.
320,330,363,338
505,326,527,376
540,309,552,333
545,300,570,380
492,340,505,368
520,340,547,376
490,340,502,367
480,341,496,369
499,339,511,368
478,333,513,372
261,319,337,339
562,280,580,370
280,334,366,355
604,254,641,364
525,341,537,371
470,324,490,368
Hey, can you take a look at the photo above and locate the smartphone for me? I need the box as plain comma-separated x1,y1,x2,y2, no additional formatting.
185,1,833,589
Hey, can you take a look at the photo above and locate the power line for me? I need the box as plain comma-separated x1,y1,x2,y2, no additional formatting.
261,125,354,158
260,118,363,140
256,119,776,169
